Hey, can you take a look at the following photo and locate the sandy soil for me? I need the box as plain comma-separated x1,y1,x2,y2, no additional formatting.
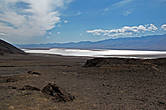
0,53,166,110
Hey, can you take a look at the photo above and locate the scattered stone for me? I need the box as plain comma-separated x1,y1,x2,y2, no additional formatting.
158,101,165,105
19,85,40,91
6,78,17,83
0,77,17,83
41,83,75,102
27,71,41,75
8,86,17,89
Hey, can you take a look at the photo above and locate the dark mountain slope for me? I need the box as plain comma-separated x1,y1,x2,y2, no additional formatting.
0,39,25,55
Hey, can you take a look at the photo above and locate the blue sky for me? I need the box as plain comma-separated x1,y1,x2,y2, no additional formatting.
0,0,166,44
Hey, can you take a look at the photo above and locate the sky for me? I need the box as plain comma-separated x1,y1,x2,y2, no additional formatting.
0,0,166,44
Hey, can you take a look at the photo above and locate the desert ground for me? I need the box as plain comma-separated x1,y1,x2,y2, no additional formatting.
0,53,166,110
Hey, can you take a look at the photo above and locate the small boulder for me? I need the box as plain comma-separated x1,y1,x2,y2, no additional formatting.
27,71,41,75
41,83,75,102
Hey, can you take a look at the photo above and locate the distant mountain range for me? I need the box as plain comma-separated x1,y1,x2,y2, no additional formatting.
17,34,166,51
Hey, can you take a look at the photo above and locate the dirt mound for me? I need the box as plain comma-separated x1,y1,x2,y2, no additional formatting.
0,39,25,55
42,83,75,102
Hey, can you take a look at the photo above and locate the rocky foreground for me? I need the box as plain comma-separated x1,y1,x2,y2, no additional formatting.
0,54,166,110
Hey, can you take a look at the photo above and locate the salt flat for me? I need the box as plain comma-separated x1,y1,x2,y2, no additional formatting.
24,48,166,59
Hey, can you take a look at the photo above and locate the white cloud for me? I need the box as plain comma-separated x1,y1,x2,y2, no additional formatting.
146,24,158,32
64,20,69,24
87,24,158,38
112,0,134,8
75,11,82,16
161,24,166,31
123,10,132,16
0,0,72,43
57,32,61,35
103,0,134,15
103,8,110,12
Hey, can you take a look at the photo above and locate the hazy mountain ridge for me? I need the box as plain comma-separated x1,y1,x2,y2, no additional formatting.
17,34,166,51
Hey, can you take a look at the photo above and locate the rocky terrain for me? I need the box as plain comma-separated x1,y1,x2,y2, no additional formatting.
0,40,166,110
0,53,166,110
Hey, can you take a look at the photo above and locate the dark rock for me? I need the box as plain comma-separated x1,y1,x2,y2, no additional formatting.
19,85,40,91
41,83,75,102
158,101,165,105
27,71,41,75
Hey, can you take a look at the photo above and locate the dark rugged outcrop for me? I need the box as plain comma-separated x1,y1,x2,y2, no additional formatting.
83,58,166,67
0,39,25,55
42,83,75,102
83,58,142,67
